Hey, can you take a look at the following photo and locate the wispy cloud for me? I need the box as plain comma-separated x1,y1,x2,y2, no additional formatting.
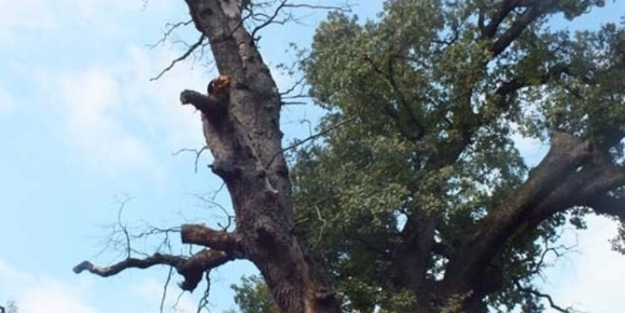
0,259,100,313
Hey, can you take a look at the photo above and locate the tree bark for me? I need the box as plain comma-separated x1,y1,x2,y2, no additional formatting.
181,1,341,313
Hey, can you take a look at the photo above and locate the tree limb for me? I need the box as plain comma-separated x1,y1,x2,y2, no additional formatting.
181,223,240,252
74,249,234,291
513,280,575,313
151,34,205,81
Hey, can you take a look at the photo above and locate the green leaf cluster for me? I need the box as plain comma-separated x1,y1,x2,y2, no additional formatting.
232,0,625,312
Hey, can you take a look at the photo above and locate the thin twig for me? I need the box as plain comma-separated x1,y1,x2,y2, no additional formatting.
173,146,210,173
266,117,357,169
160,266,174,313
151,35,205,81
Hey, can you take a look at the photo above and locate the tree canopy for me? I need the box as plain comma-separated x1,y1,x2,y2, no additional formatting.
232,0,625,312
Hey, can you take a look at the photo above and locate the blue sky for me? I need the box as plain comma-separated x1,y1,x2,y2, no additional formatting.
0,1,623,313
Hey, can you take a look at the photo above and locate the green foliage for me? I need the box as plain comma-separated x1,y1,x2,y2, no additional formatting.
232,0,625,312
230,275,279,313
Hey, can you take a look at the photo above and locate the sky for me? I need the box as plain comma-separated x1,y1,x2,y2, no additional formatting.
0,1,623,313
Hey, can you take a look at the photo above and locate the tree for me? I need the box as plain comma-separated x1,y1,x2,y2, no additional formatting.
231,275,279,313
231,1,625,313
72,1,625,313
73,1,342,313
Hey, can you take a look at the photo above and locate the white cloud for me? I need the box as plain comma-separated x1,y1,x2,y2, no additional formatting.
52,66,161,177
0,259,100,313
12,43,213,178
0,0,59,37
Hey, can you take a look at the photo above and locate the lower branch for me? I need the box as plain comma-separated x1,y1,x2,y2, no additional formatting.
74,249,234,291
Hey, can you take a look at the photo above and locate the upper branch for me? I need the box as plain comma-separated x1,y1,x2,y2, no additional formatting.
444,132,595,286
181,223,241,253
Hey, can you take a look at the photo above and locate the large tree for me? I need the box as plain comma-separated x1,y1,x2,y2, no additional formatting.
74,0,625,313
233,0,625,313
285,1,625,312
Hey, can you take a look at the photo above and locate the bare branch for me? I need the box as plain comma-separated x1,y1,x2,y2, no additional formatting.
150,20,194,49
180,223,239,252
151,34,205,81
514,280,577,313
249,0,352,40
265,116,357,169
160,266,174,313
73,253,185,276
282,3,352,11
74,249,234,291
197,271,211,313
191,192,235,231
173,146,210,173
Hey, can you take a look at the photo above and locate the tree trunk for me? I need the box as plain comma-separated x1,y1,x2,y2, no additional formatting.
182,1,341,313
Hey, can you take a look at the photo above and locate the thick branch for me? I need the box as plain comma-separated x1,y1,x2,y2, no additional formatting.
74,249,234,291
529,162,625,223
181,223,240,252
180,90,227,118
585,195,625,220
481,0,518,38
73,253,185,276
492,63,570,109
443,132,594,292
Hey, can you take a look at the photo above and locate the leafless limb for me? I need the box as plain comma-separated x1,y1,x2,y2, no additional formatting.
173,146,210,173
191,193,235,231
150,20,194,49
249,0,352,40
279,75,310,105
266,116,357,169
160,266,174,313
279,76,306,96
151,34,206,81
117,198,132,258
197,271,211,313
74,249,234,291
510,234,581,313
514,280,578,313
283,3,351,10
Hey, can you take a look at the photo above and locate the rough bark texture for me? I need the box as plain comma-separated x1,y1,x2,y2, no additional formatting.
179,1,341,313
75,1,340,312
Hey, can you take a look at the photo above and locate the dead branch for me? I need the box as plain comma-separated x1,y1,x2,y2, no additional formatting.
191,192,235,231
151,20,194,49
180,223,239,252
151,34,205,81
249,0,352,40
197,271,211,313
160,266,174,313
74,249,234,291
173,146,210,173
265,116,357,169
513,280,576,313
